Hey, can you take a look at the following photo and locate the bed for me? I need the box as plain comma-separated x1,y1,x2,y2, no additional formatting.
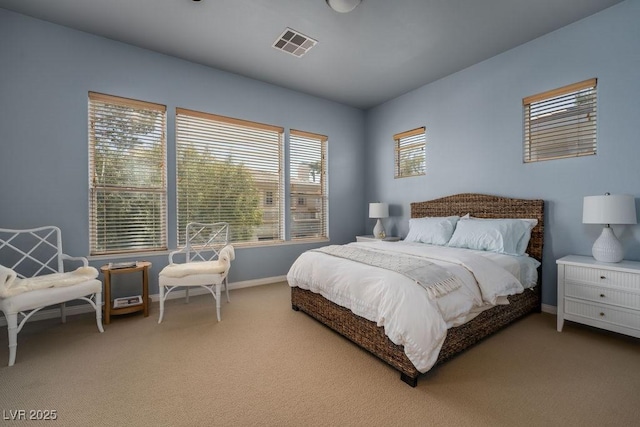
288,193,544,387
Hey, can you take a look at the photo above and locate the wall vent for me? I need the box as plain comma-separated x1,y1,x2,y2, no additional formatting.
272,28,317,58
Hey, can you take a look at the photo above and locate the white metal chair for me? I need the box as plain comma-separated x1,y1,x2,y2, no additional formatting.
0,226,104,366
158,222,234,323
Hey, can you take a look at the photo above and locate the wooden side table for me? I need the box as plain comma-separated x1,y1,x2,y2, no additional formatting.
100,261,151,324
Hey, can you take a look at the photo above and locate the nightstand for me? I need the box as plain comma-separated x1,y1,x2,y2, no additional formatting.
356,235,401,242
556,255,640,338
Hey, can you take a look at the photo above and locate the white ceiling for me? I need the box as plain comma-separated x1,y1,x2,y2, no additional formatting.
0,0,623,109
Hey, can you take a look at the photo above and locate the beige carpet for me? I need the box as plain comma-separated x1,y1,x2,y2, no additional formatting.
0,282,638,426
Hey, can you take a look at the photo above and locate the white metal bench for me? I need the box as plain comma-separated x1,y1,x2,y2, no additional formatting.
0,226,104,366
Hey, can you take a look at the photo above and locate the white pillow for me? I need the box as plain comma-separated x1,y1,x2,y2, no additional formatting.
448,218,537,256
405,216,460,246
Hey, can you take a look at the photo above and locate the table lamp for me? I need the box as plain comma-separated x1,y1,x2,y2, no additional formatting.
369,202,389,239
583,193,637,263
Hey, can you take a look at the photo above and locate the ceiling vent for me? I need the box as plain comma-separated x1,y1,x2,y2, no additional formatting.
272,28,317,58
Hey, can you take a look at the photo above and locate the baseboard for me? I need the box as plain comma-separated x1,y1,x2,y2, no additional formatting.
148,275,287,302
0,279,557,327
0,276,287,327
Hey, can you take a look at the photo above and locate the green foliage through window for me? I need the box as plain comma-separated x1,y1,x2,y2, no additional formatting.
88,92,167,255
176,108,284,246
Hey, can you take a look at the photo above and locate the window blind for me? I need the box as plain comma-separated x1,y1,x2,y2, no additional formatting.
289,130,328,240
175,108,284,246
394,127,426,178
88,92,167,255
523,78,597,163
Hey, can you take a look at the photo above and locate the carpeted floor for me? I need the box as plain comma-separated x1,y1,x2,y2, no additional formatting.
0,282,638,426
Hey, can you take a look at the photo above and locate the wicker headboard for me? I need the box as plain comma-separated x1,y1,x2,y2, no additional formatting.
410,193,544,262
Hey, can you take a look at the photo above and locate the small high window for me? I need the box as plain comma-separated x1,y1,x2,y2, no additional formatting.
394,127,425,178
523,78,597,163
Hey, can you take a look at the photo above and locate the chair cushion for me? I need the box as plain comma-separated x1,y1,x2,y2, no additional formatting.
0,265,99,298
0,279,101,315
159,260,227,278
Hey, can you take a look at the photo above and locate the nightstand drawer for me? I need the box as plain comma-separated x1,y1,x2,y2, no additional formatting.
565,265,640,291
565,283,640,310
565,299,640,332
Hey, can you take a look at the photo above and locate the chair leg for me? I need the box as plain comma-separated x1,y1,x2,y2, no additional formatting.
215,284,222,322
95,292,105,333
224,277,230,303
6,313,18,367
158,285,166,324
185,286,190,304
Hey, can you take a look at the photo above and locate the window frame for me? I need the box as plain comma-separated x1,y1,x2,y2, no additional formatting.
523,78,597,163
88,92,168,256
289,129,328,241
394,127,426,179
175,107,285,247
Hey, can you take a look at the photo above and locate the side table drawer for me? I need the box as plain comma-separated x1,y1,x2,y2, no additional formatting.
565,283,640,310
565,299,640,332
565,265,640,291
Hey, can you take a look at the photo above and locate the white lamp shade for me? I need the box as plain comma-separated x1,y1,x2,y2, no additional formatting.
583,194,637,225
369,202,389,219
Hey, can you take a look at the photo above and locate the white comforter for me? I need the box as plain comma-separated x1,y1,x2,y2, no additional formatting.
286,241,529,373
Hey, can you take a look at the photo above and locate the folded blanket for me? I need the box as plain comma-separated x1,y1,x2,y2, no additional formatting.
313,245,463,299
160,245,235,278
0,265,99,298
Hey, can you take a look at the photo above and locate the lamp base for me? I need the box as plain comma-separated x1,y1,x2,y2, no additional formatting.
373,218,386,239
592,226,624,263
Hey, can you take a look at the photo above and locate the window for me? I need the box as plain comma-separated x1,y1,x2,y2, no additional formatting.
394,127,425,178
175,108,284,246
289,130,328,240
523,78,597,163
88,92,167,255
265,191,274,206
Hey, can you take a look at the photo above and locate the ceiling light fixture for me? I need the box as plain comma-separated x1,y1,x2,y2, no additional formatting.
326,0,362,13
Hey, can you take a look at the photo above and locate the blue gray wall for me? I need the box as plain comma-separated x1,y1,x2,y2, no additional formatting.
0,9,366,292
365,0,640,306
2,2,639,306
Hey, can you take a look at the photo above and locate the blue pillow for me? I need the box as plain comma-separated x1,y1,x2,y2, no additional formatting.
447,218,537,255
404,216,460,246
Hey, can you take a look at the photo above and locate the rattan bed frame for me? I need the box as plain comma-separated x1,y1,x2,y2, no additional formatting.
291,193,544,387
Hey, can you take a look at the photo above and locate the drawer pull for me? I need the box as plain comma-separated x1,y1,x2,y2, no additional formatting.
599,312,605,317
599,294,605,298
600,276,606,280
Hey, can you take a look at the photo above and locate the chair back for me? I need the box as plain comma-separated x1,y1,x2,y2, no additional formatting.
0,226,64,279
185,222,230,263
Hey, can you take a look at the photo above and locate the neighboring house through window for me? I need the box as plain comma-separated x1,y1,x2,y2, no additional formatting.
289,129,328,240
394,127,426,178
523,78,597,163
88,92,167,255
